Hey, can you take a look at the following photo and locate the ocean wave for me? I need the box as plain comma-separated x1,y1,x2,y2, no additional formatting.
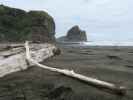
59,41,133,46
82,41,133,46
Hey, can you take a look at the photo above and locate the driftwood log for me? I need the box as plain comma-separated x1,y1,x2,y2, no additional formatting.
0,42,58,77
25,41,126,95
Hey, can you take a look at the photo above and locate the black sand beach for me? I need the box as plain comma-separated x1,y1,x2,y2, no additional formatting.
0,45,133,100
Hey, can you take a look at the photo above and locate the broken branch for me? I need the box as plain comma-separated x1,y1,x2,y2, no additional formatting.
25,41,126,95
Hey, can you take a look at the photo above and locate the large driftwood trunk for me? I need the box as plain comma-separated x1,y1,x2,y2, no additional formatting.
0,43,57,77
25,41,126,95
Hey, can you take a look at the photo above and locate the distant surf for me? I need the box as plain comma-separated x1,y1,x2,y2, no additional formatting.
83,41,133,46
58,41,133,46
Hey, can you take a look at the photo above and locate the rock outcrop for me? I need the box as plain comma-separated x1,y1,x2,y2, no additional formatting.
66,25,87,41
57,25,87,42
0,5,55,42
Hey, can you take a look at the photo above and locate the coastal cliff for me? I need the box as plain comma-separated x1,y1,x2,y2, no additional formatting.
0,5,55,42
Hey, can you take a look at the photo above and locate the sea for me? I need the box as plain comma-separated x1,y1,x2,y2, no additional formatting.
59,41,133,47
83,41,133,46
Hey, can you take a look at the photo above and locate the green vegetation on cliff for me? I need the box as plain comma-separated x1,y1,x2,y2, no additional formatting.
0,5,55,42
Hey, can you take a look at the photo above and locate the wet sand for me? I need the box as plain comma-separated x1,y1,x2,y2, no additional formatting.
0,45,133,100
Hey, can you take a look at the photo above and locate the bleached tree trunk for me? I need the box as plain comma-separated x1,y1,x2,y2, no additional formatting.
0,42,57,77
25,41,126,95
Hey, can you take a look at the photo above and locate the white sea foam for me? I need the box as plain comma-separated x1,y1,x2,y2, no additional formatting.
82,41,133,46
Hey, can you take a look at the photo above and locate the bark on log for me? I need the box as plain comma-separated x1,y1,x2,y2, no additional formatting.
25,41,126,95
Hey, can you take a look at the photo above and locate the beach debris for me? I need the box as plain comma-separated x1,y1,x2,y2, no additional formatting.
0,42,58,77
25,41,126,95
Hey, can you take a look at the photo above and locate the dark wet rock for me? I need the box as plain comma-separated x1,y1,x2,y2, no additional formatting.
0,5,55,42
47,86,73,100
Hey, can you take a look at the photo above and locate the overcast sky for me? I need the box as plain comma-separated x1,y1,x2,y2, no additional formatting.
0,0,133,41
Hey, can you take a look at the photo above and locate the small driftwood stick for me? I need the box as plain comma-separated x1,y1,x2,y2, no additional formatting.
25,41,126,95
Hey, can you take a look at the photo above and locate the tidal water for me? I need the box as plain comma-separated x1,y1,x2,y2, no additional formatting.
83,41,133,46
59,41,133,47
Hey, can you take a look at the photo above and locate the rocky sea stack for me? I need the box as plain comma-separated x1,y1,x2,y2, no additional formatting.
0,5,55,42
67,25,87,42
57,25,87,42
